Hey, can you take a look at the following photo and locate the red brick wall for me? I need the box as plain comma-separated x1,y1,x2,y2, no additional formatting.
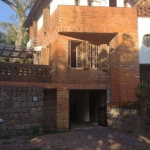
35,5,140,130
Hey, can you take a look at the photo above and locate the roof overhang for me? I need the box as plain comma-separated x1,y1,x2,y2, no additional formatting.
0,44,35,58
23,0,44,28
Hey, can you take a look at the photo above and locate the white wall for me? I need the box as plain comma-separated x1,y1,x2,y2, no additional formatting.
117,0,124,7
38,14,43,31
138,18,150,64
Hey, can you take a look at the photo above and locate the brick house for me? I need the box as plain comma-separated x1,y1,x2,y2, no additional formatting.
22,0,141,131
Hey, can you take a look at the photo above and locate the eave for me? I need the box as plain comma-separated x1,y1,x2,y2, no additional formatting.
23,0,43,28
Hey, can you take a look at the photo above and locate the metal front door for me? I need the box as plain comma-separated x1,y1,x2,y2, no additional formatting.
98,92,107,127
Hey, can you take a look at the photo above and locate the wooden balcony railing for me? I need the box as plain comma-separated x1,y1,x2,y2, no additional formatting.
0,63,52,83
137,5,150,17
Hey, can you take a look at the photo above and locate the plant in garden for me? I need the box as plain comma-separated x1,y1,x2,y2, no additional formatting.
135,82,149,100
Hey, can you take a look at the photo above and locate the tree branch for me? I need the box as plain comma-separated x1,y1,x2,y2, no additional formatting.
13,0,24,11
1,0,18,12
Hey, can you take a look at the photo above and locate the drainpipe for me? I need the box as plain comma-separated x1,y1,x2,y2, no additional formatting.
107,44,111,104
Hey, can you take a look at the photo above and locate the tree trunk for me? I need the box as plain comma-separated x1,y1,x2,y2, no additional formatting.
15,15,25,47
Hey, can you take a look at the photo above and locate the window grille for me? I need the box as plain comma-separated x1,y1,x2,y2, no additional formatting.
143,34,150,47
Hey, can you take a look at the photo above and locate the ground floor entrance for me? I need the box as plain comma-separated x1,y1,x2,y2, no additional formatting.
69,90,107,129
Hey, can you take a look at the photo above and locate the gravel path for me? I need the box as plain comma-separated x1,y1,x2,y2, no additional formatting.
0,127,150,150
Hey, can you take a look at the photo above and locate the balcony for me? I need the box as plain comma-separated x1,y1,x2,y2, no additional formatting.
137,5,150,17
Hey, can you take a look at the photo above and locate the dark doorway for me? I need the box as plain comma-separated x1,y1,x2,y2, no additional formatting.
69,90,107,129
43,89,57,132
109,0,117,7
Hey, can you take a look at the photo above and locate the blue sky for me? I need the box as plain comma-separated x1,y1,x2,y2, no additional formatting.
0,1,16,22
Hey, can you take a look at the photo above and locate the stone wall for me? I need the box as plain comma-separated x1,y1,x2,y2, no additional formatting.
107,108,150,137
0,86,44,137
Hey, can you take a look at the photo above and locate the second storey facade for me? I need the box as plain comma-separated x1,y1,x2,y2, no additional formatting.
24,0,140,131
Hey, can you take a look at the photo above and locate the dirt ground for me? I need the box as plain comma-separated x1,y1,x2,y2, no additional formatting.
0,126,150,150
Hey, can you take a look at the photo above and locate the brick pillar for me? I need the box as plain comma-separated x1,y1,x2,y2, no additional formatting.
57,88,69,131
109,33,140,107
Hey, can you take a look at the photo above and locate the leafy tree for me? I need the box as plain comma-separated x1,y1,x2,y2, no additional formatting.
0,31,6,43
0,0,36,47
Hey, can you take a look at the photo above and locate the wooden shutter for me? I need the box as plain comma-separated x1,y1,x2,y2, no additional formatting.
41,48,49,65
33,21,37,46
33,21,37,38
68,40,71,67
76,43,82,68
82,41,89,68
99,44,108,71
43,8,50,32
29,26,33,39
48,44,51,65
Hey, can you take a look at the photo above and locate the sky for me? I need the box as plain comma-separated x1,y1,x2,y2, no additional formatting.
0,1,16,23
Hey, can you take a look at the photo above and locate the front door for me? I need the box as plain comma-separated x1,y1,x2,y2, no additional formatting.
98,92,107,127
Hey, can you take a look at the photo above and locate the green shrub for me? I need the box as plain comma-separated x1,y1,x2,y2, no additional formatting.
135,82,149,100
30,126,40,137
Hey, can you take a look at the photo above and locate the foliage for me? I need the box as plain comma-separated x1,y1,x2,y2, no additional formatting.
0,31,6,43
0,0,36,47
30,126,40,137
135,82,150,100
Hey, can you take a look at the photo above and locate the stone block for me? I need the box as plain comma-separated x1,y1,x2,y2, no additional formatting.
22,108,28,113
22,87,28,92
21,125,26,130
14,114,19,120
5,120,10,125
17,97,23,102
9,114,13,119
0,96,5,101
11,97,17,102
17,87,22,92
29,102,35,107
17,108,22,113
28,87,32,92
3,114,8,119
2,125,7,132
0,108,5,114
0,91,7,96
12,92,17,96
39,101,43,107
14,125,20,130
0,102,4,108
26,124,30,129
11,108,17,113
14,102,22,108
4,102,13,108
22,97,28,101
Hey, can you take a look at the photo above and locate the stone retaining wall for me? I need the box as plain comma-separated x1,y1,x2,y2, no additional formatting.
0,86,44,137
107,108,150,137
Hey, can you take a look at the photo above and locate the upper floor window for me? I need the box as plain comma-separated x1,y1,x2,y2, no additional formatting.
68,40,108,70
75,0,80,5
88,0,92,6
143,34,150,47
109,0,117,7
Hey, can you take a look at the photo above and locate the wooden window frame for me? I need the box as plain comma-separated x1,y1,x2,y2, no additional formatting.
68,40,108,70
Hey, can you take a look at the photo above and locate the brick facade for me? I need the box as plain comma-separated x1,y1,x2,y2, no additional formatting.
34,6,140,130
0,5,140,134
